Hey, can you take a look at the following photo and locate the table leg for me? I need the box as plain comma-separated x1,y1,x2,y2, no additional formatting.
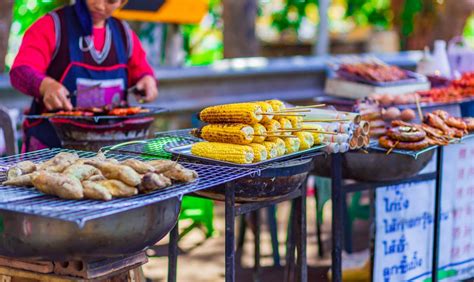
252,210,261,282
432,146,444,282
331,153,343,282
296,181,308,282
284,202,296,282
225,183,236,282
168,221,179,282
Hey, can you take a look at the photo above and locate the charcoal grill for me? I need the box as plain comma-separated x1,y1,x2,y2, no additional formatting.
107,130,326,282
26,106,167,152
0,148,257,260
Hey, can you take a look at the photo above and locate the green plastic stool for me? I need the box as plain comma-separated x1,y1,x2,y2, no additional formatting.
179,196,215,239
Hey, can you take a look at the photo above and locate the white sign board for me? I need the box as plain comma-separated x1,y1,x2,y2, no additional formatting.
374,137,474,281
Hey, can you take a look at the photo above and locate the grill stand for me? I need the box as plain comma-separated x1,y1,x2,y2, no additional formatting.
0,252,147,281
328,147,445,282
166,177,309,282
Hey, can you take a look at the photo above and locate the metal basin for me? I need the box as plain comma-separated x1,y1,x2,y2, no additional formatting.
195,158,313,203
312,150,435,182
0,197,180,260
51,117,154,151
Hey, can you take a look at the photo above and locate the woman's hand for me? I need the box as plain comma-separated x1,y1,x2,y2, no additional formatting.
135,75,158,103
40,77,73,111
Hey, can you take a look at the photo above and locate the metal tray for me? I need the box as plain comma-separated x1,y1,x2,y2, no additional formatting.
336,69,427,87
24,106,167,123
165,143,327,167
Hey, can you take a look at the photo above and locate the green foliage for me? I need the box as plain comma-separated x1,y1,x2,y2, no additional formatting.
271,0,317,32
345,0,391,29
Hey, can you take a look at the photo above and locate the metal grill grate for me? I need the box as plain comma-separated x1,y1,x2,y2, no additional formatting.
0,148,258,227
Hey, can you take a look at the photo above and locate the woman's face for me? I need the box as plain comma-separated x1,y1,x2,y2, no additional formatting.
86,0,124,25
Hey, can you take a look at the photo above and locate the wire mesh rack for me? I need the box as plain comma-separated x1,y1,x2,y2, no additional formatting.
368,133,474,159
0,148,258,227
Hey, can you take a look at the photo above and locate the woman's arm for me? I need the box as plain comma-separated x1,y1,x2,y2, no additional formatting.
10,15,56,98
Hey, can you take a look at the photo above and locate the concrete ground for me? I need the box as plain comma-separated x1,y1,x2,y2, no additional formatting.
142,192,371,282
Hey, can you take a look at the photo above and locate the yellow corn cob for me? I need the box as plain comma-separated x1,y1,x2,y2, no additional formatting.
283,137,301,153
248,143,268,162
294,132,314,150
199,103,263,125
265,99,286,112
262,119,281,134
191,142,254,164
256,102,274,123
197,124,254,145
276,118,292,135
252,123,267,143
267,138,286,156
301,124,324,144
286,116,303,128
262,142,278,159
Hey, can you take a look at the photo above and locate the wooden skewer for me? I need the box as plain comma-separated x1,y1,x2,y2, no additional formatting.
291,104,326,109
274,109,312,113
261,113,306,117
386,141,399,155
303,119,352,122
273,129,338,135
253,134,298,138
415,95,423,121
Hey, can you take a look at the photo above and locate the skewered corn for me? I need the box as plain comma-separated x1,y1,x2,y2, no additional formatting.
191,142,254,164
265,100,286,112
294,132,314,150
262,119,281,134
283,137,300,153
252,123,267,143
276,118,292,135
256,102,274,123
269,138,286,156
286,116,303,128
301,124,324,144
262,142,278,159
248,143,268,162
199,103,263,125
192,124,254,145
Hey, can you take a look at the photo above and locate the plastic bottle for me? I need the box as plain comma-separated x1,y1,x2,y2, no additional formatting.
432,40,451,78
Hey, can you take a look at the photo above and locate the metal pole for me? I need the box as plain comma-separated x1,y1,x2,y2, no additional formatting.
432,146,444,282
331,153,343,281
167,221,179,282
314,0,330,55
225,183,236,282
252,211,261,282
296,180,308,282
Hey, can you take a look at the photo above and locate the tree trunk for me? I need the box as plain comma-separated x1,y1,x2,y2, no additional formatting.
222,0,259,58
0,0,14,72
392,0,474,50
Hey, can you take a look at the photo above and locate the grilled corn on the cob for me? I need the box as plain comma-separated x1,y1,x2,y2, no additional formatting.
262,142,278,159
286,116,303,129
283,137,301,153
276,118,292,135
192,124,254,145
294,132,314,150
248,143,268,162
191,142,254,164
199,103,263,124
262,119,281,134
268,138,286,156
252,123,267,143
265,100,286,112
256,102,274,123
301,124,324,144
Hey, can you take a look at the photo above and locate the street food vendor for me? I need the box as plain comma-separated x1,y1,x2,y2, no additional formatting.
9,0,158,152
